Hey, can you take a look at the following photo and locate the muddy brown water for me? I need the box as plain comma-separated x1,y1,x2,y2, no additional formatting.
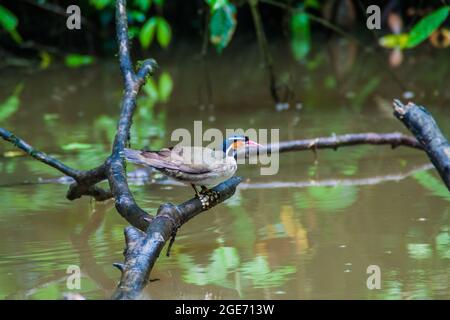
0,41,449,299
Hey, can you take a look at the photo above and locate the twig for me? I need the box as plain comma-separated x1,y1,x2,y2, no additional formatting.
393,100,450,191
0,128,79,177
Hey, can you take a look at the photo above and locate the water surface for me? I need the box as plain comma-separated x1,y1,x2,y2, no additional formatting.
0,41,449,299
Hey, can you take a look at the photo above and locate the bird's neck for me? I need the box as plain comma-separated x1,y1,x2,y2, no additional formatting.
225,144,237,159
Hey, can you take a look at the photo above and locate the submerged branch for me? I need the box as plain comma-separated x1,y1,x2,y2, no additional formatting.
393,100,450,191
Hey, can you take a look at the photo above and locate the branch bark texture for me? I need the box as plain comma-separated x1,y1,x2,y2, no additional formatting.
393,100,450,191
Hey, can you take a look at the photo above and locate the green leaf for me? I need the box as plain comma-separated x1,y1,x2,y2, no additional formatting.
305,0,320,9
129,10,146,23
139,17,158,48
134,0,152,11
0,5,18,32
128,26,140,39
0,84,23,122
157,17,172,48
154,0,165,7
64,54,95,68
89,0,113,10
290,10,310,61
39,51,52,70
0,5,22,43
406,6,450,48
209,3,237,52
206,0,228,11
379,33,409,49
158,72,173,102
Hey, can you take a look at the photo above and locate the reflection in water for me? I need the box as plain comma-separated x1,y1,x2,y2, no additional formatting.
0,43,449,299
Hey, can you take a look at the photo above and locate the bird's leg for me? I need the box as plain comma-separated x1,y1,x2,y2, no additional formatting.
191,184,200,197
200,186,209,194
198,186,220,210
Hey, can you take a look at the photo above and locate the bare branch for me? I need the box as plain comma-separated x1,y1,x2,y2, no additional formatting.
0,128,80,178
393,100,450,191
239,132,422,158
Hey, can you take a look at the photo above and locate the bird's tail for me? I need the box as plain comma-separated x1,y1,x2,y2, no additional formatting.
123,148,148,166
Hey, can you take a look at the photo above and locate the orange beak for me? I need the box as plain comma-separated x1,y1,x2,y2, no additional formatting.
247,139,263,148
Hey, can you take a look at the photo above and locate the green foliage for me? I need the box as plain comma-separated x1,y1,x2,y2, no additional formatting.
379,33,409,49
380,6,450,49
209,1,237,52
64,54,95,68
290,9,310,61
407,6,450,48
206,0,228,11
0,84,23,122
89,0,114,10
156,17,172,48
129,10,146,23
139,17,158,48
39,51,52,70
134,0,152,11
139,17,171,48
154,0,166,6
141,72,174,102
0,4,22,43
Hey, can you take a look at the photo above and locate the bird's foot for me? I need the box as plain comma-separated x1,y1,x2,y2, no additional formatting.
197,187,220,210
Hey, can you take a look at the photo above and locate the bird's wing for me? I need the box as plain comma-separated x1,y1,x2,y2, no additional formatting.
126,147,224,174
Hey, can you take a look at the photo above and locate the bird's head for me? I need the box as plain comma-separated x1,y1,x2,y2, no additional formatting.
223,135,262,158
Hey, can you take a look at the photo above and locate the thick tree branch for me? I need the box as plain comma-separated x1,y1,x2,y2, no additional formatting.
107,0,157,231
393,100,450,191
111,176,241,300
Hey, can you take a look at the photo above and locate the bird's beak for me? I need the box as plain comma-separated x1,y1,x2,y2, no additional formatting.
247,139,263,148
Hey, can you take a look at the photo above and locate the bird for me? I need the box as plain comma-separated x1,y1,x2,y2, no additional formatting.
123,135,261,206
